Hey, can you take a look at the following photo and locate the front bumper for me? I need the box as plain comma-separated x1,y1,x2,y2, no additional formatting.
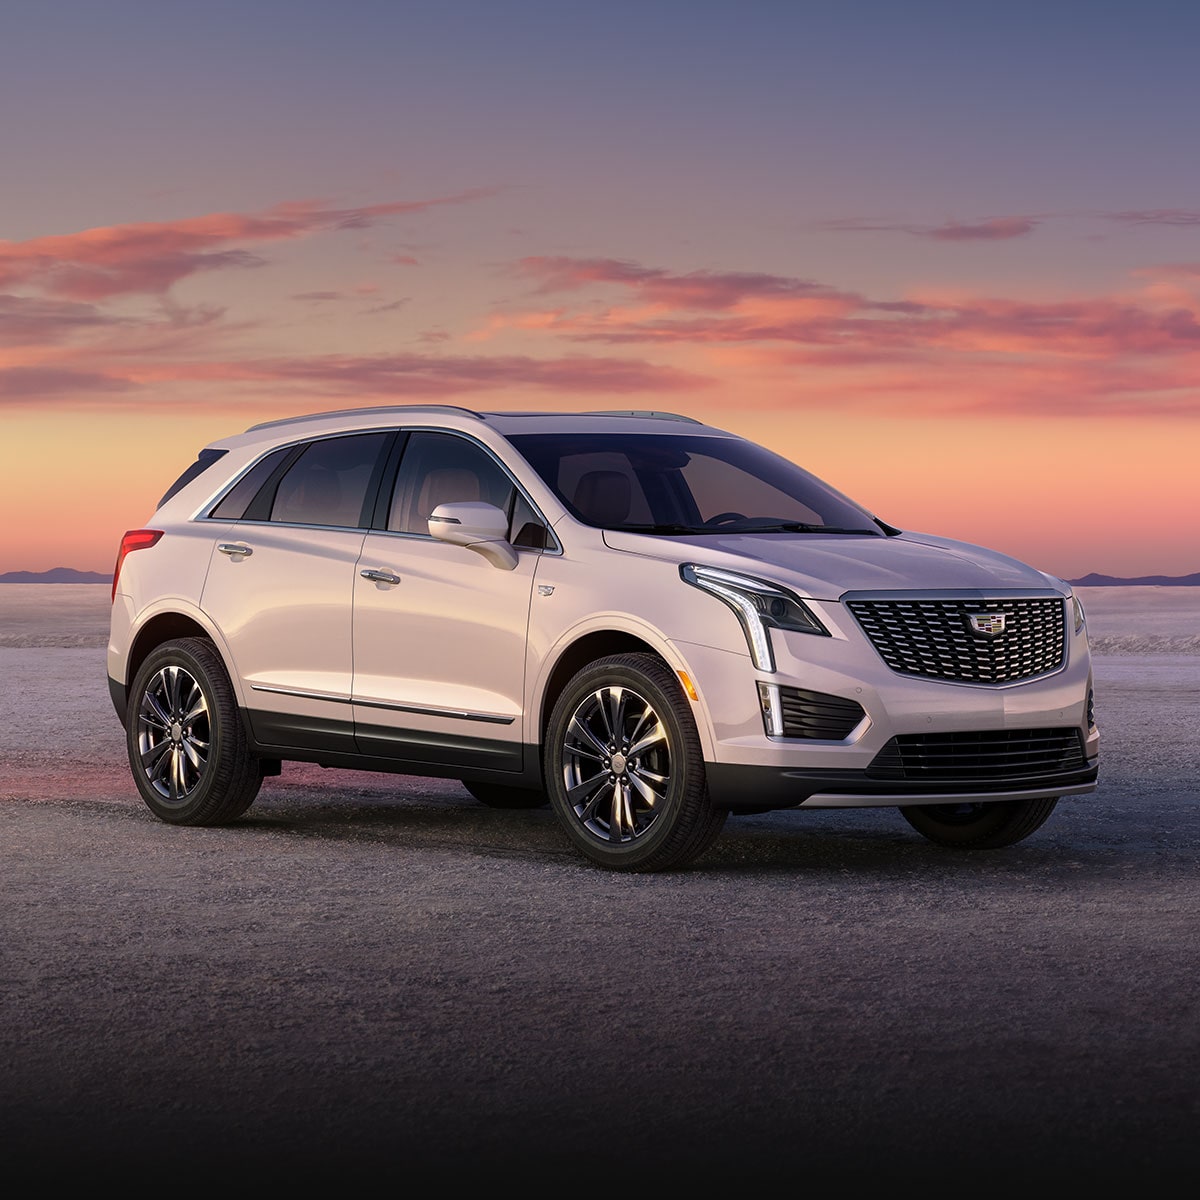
705,758,1098,810
674,604,1099,812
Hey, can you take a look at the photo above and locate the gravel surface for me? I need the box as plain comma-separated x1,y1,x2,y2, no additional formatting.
1,589,1198,1186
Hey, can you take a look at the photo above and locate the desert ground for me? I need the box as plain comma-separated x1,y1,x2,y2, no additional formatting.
1,583,1197,1184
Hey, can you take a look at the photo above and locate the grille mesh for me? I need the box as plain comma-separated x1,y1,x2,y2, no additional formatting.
776,688,865,739
846,596,1066,684
867,728,1085,781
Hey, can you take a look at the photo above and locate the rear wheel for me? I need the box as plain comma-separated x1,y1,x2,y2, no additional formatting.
126,637,263,825
545,652,726,872
900,797,1059,848
462,781,548,809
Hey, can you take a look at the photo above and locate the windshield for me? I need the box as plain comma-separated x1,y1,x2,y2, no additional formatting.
507,432,887,535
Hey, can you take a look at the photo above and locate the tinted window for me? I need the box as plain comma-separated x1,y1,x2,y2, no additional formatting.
389,432,516,535
270,433,389,528
158,448,228,508
208,446,293,520
510,490,553,549
509,432,883,534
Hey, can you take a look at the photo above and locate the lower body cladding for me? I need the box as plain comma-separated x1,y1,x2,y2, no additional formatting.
676,636,1099,812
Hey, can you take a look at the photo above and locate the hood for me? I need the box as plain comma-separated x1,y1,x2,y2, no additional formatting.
600,528,1066,599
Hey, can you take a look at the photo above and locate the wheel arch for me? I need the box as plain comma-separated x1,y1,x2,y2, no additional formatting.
535,627,715,760
122,604,245,716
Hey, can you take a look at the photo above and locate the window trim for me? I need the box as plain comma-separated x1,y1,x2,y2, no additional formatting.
195,425,560,552
373,428,561,555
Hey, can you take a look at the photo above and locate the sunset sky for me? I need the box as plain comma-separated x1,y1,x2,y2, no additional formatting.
2,0,1198,579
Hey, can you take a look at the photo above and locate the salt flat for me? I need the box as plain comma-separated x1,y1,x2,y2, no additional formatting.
1,582,1197,650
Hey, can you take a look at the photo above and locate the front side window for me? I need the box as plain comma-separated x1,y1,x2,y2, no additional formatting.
269,433,389,528
388,432,517,536
509,432,884,535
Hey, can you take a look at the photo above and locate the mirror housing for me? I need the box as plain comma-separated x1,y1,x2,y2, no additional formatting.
428,501,519,570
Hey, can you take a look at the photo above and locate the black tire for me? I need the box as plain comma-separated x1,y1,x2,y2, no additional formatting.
900,796,1059,849
126,637,264,826
462,780,548,809
544,652,726,872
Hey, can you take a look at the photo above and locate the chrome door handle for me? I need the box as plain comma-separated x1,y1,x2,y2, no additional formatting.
360,568,401,584
217,543,253,557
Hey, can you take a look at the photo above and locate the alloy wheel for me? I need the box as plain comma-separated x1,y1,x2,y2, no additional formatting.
559,684,671,843
135,664,211,804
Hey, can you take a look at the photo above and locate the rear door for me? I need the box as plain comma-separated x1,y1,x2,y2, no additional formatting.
200,431,393,753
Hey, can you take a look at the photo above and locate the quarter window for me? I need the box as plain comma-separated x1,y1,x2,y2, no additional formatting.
208,446,293,520
269,433,389,528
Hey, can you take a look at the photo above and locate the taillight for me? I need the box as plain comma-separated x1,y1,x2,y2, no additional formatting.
112,529,163,601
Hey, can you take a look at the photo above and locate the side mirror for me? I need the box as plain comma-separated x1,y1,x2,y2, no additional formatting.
428,501,519,571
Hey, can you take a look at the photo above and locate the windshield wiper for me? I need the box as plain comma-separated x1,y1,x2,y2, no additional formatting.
614,523,711,535
754,523,881,534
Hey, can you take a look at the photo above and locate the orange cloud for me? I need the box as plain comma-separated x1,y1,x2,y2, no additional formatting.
501,255,1200,360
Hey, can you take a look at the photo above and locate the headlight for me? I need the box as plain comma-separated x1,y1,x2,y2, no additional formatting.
1070,591,1086,634
681,564,829,671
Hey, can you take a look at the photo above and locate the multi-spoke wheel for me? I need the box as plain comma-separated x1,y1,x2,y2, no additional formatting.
126,637,263,825
545,652,725,871
900,796,1059,848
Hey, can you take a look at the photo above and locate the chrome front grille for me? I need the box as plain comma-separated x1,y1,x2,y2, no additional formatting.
845,596,1067,684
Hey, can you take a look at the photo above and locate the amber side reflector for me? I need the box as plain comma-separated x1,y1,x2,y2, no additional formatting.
676,670,699,702
112,529,163,601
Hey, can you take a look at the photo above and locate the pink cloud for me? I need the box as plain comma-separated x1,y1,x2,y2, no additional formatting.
0,366,135,398
1108,209,1200,227
925,217,1038,241
0,294,125,345
0,189,496,301
514,257,847,310
816,215,1039,240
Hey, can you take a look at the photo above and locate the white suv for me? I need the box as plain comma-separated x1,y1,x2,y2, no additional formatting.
108,406,1099,871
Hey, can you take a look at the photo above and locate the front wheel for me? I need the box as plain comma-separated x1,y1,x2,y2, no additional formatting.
126,637,264,826
544,653,726,872
900,796,1059,849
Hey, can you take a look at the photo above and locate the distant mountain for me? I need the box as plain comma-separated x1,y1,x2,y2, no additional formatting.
1070,572,1200,587
0,567,112,584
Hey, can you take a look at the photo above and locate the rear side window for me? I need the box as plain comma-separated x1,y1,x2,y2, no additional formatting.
158,448,228,508
270,433,390,528
208,446,294,520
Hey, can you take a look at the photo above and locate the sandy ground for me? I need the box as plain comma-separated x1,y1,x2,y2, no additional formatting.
1,584,1197,1184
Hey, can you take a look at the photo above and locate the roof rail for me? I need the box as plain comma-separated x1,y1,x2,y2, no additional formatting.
244,403,483,433
585,409,703,424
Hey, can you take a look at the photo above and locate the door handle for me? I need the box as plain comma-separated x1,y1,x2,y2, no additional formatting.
360,568,401,584
217,543,253,557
